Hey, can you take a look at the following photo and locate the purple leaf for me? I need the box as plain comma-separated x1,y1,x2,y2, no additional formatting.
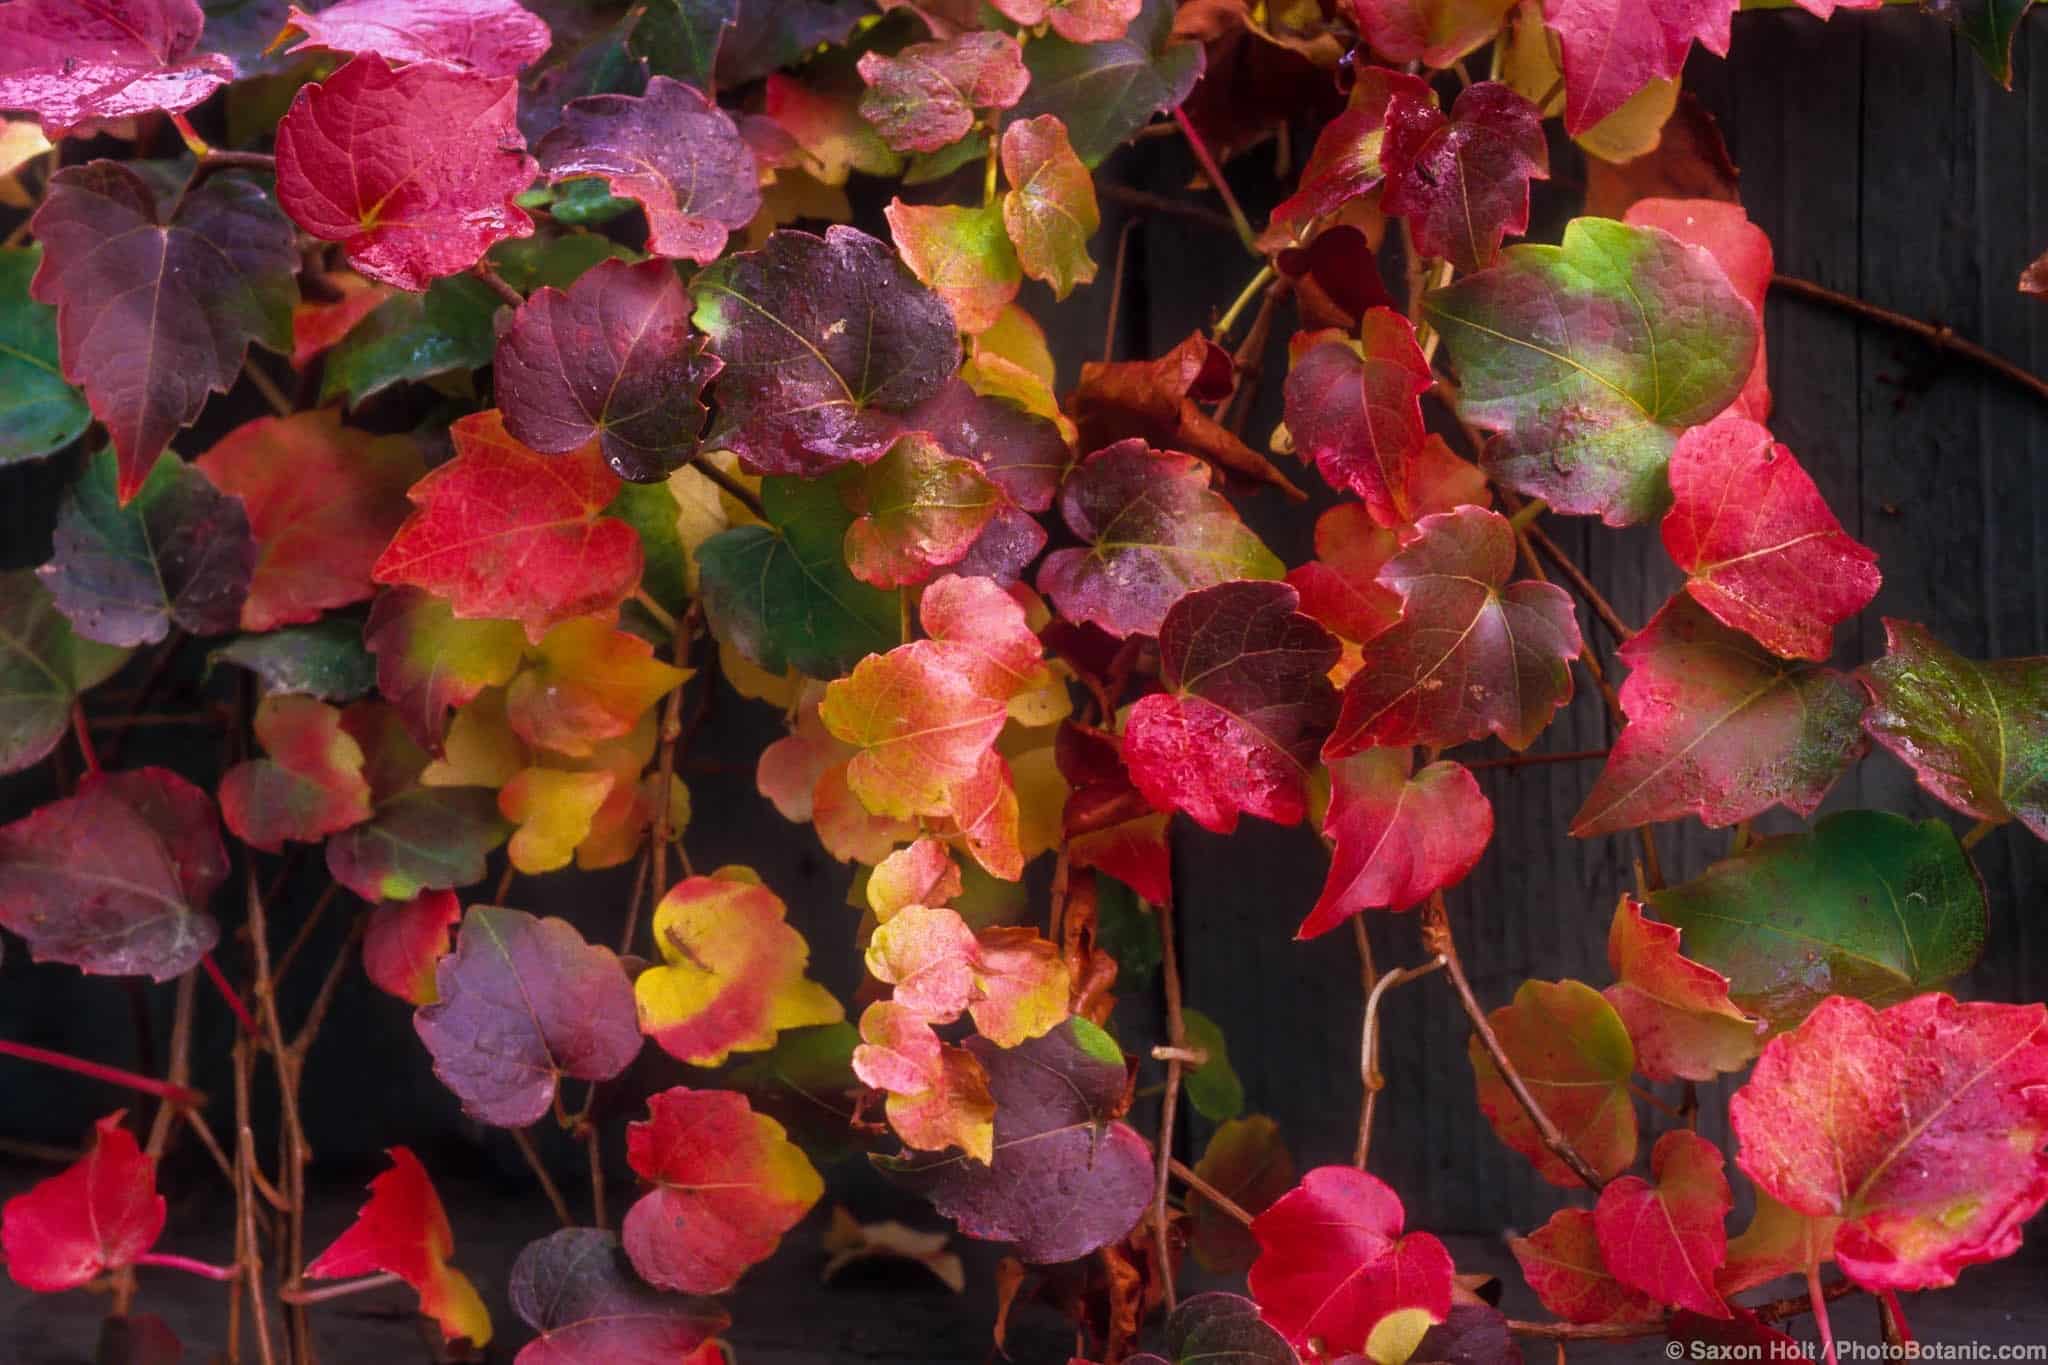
415,906,642,1128
495,257,721,482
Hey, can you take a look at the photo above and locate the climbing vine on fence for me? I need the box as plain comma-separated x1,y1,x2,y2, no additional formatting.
0,0,2045,1361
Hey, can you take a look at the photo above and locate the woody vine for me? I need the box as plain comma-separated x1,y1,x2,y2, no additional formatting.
0,0,2044,1362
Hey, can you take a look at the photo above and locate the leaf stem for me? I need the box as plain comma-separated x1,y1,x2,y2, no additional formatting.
982,119,1002,208
1808,1258,1839,1365
1214,264,1277,338
1171,106,1260,256
1505,498,1548,534
71,701,100,775
170,112,211,158
0,1039,204,1106
278,1272,403,1306
1356,942,1448,1169
1961,817,1999,850
201,952,260,1036
633,588,679,635
1772,272,2048,407
135,1251,239,1281
689,453,767,520
472,262,525,310
1424,894,1607,1191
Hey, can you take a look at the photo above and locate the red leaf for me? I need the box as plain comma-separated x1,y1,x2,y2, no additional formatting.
1602,897,1763,1083
307,1148,492,1344
281,0,553,76
275,54,536,291
1,1113,162,1292
1247,1165,1454,1353
622,1087,823,1294
363,889,461,1006
1661,416,1880,661
1285,503,1403,650
195,411,424,631
1510,1207,1661,1327
1122,580,1338,833
1326,506,1580,756
991,0,1141,42
496,257,719,482
0,767,225,981
1729,993,2048,1292
30,163,296,501
1262,69,1433,245
219,695,374,851
1569,594,1867,836
1469,979,1638,1187
1282,315,1433,523
1071,332,1301,497
0,0,235,137
1299,749,1492,938
1381,81,1548,272
1593,1130,1732,1318
372,410,642,643
1542,0,1733,135
1059,722,1172,904
857,32,1029,153
536,77,760,263
1623,198,1773,421
415,905,643,1126
1038,440,1281,639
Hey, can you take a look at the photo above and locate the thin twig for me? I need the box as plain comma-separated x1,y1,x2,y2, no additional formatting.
1170,107,1260,255
1167,1157,1254,1227
1772,272,2048,407
584,1122,608,1230
1522,520,1634,643
146,972,197,1158
1424,895,1607,1191
289,919,364,1059
1102,218,1140,362
1356,951,1448,1169
279,1272,403,1306
511,1127,575,1229
242,360,293,419
1509,1276,1859,1341
1097,183,1238,236
1152,888,1187,1309
273,882,343,984
689,453,767,520
0,1038,204,1106
201,952,261,1036
243,865,313,1360
234,1040,279,1365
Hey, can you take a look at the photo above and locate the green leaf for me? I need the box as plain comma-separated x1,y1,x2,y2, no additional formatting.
1423,217,1758,526
1926,0,2036,86
319,276,501,408
1094,872,1161,993
1180,1008,1245,1121
42,447,257,647
0,570,128,776
1861,618,2048,840
1647,810,1988,1030
211,618,376,701
696,473,898,680
539,177,638,228
631,0,737,90
606,481,691,617
0,247,89,466
1010,0,1204,167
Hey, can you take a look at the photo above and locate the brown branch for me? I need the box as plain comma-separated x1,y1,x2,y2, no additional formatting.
583,1122,608,1231
1097,183,1238,236
1167,1157,1253,1228
146,972,197,1157
511,1127,575,1229
1152,885,1188,1309
242,865,312,1359
1509,1276,1858,1341
1102,218,1140,362
1424,895,1607,1192
1521,520,1634,644
233,1039,279,1365
1771,272,2048,406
